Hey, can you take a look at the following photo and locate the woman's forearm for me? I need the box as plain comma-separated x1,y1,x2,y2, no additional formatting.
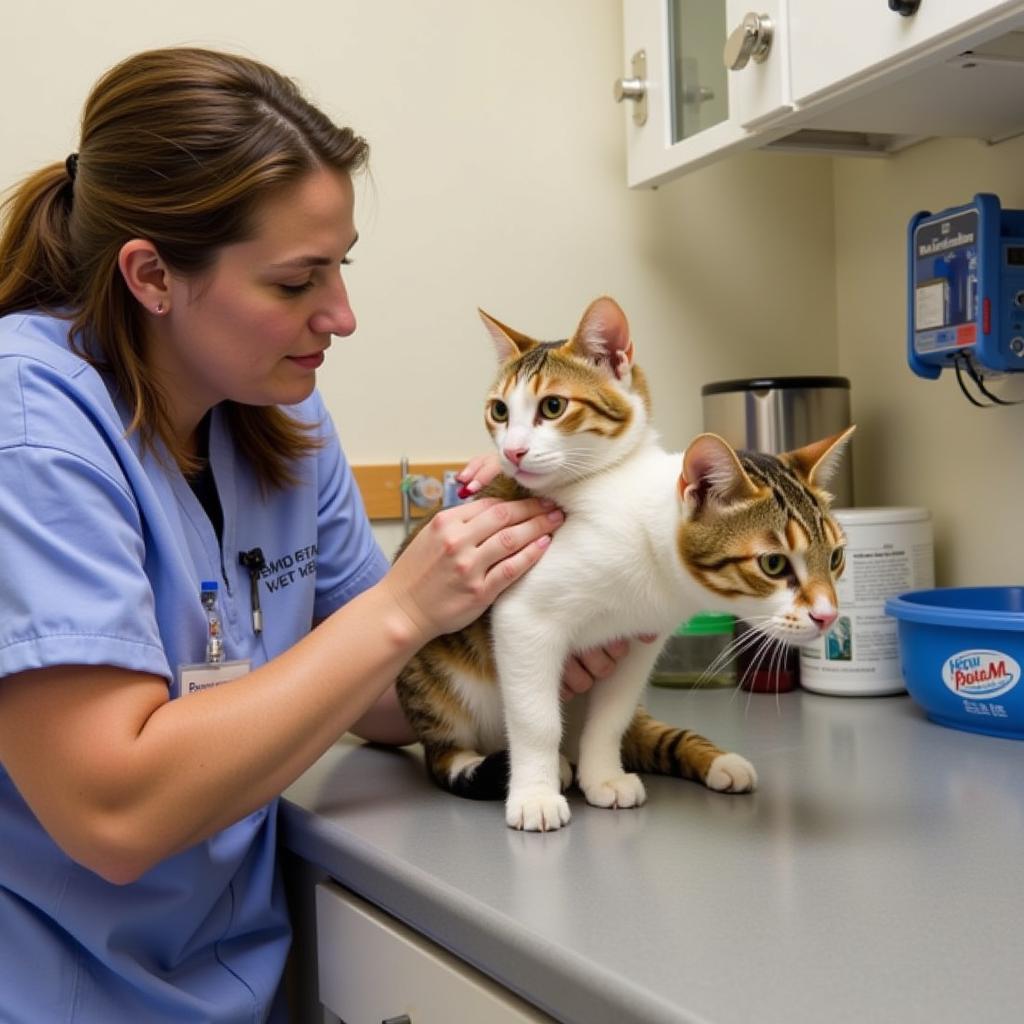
0,579,425,884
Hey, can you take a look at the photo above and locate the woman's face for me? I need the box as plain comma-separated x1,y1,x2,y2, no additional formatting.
153,166,358,440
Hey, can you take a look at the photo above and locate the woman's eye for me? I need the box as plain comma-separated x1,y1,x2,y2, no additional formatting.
490,399,509,423
830,546,845,572
758,553,790,578
539,396,567,419
278,281,314,296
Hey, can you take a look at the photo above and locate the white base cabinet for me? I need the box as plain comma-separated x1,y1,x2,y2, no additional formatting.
315,882,553,1024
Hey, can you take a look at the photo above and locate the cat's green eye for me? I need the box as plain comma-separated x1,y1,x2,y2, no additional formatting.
490,399,509,423
758,553,790,578
539,396,567,420
830,546,846,573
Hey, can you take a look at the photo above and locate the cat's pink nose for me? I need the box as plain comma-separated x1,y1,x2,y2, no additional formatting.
503,447,528,467
810,609,837,631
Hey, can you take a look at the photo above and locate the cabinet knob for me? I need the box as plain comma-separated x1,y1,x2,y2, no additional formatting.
888,0,922,15
613,49,648,126
723,12,774,71
613,77,646,103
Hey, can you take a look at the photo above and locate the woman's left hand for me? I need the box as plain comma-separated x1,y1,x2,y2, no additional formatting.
560,634,659,700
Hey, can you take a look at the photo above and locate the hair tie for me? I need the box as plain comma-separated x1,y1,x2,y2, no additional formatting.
65,153,79,182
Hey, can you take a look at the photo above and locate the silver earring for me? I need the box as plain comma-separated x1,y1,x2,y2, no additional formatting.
155,302,165,315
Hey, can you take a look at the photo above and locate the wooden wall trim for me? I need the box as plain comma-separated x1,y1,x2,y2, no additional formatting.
352,461,466,521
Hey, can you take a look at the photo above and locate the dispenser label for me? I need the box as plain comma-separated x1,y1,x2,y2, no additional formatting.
941,649,1020,700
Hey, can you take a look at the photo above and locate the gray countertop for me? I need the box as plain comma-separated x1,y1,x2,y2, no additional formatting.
280,687,1024,1024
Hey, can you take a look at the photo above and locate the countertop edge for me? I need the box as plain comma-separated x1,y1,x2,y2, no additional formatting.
279,798,705,1024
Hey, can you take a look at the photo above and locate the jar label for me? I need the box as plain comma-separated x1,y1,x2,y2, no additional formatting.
941,649,1020,700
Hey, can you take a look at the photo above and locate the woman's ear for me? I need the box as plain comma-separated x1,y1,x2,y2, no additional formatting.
117,239,172,316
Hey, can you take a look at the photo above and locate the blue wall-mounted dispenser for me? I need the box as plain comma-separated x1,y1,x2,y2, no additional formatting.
907,193,1024,382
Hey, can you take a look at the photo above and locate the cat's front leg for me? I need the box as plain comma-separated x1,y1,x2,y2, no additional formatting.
496,634,570,831
576,640,663,810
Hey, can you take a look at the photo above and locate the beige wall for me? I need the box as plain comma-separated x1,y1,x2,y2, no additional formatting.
1,1,836,554
833,136,1024,586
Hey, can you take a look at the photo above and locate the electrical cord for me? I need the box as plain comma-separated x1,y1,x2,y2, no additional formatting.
962,351,1020,406
952,351,1023,407
953,353,989,406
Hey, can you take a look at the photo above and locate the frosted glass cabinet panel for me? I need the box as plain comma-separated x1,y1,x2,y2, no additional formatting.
670,1,729,142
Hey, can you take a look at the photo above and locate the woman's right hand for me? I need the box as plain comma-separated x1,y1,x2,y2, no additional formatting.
382,496,564,644
454,452,503,498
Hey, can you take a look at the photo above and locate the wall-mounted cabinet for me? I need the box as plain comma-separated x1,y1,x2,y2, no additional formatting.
619,0,1024,188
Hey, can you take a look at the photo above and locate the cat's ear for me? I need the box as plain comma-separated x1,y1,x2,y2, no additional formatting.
569,296,634,381
786,425,856,492
680,434,760,509
478,309,538,364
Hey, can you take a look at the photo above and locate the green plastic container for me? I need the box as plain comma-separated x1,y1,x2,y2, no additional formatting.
651,612,737,688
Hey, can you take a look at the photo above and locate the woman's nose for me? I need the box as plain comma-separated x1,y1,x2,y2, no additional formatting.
310,278,356,337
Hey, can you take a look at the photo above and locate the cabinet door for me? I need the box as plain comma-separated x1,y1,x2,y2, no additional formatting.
621,0,790,187
724,0,792,128
789,0,1024,106
315,882,553,1023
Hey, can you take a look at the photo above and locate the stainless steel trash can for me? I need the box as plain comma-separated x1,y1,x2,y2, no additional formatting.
701,376,853,508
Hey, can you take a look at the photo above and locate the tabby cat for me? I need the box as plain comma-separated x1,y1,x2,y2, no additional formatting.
396,296,853,832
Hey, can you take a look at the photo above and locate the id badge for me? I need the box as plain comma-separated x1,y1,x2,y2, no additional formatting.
175,659,251,699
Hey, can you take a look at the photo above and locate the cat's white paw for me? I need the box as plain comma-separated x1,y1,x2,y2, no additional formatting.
559,755,575,792
705,753,758,793
506,786,571,832
582,772,647,809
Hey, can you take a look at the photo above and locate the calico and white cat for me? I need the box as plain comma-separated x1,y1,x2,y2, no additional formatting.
396,296,852,832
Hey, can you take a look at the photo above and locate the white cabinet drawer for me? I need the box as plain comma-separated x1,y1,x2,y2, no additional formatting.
315,882,553,1024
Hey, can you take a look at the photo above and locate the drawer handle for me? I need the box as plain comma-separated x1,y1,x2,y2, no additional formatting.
382,1017,412,1024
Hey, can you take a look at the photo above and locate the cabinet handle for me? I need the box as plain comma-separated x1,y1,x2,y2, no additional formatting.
613,48,648,126
381,1017,412,1024
888,0,922,15
613,77,646,102
723,13,774,71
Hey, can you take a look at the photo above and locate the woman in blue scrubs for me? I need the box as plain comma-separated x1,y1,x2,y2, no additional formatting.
0,47,619,1022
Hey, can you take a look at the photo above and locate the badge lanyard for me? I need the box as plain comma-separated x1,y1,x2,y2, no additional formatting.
175,580,251,698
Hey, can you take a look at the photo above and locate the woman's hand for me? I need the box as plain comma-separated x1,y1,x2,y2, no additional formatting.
559,634,659,701
455,452,503,498
383,495,565,645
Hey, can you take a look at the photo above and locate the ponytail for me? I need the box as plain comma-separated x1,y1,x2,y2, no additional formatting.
0,163,77,318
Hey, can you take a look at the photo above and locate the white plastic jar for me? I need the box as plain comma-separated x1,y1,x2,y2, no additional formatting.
800,507,934,696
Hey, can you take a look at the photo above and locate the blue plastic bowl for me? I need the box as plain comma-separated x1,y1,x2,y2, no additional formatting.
885,587,1024,740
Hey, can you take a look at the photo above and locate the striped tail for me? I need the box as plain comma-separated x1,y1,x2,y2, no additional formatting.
621,706,731,785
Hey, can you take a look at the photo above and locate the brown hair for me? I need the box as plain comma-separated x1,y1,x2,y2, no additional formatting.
0,47,369,488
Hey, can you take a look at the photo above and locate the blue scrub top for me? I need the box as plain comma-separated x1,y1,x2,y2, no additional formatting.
0,312,389,1022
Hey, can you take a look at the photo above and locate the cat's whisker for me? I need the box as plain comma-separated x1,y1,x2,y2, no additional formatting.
742,628,783,714
555,458,603,483
694,634,744,681
732,628,771,706
727,627,773,662
769,639,789,713
694,627,765,687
